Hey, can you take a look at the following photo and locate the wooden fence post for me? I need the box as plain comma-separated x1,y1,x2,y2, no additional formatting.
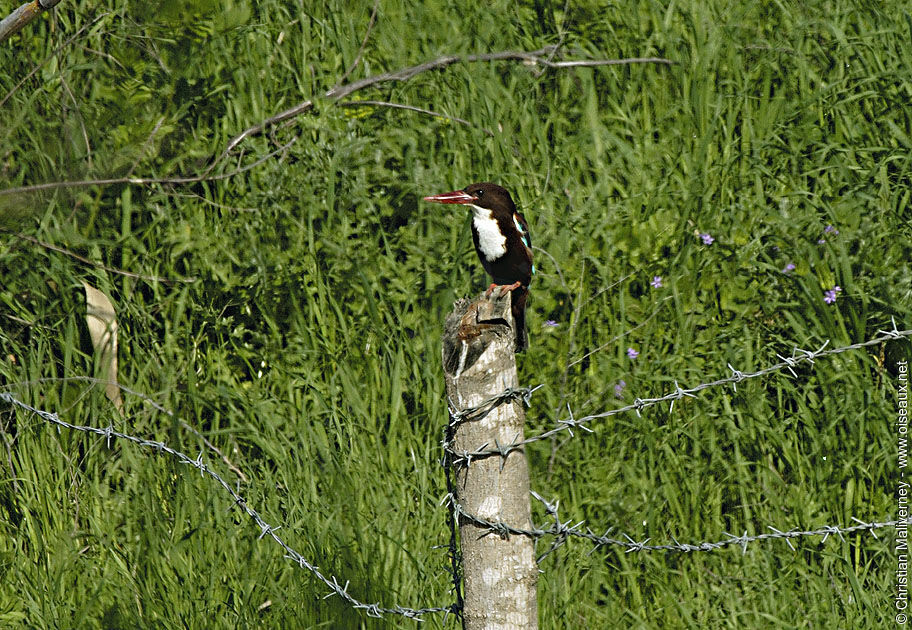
442,292,538,630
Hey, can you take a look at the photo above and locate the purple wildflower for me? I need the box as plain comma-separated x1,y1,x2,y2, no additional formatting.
824,225,839,234
700,233,714,245
544,320,558,327
614,380,627,398
782,263,796,273
651,275,663,288
627,347,639,359
824,286,842,304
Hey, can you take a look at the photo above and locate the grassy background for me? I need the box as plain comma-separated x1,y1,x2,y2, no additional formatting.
2,0,911,627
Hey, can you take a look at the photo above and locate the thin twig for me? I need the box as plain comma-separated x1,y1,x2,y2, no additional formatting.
163,190,259,213
337,99,494,136
203,103,312,177
57,67,93,170
0,0,64,44
332,0,380,89
567,296,672,369
7,231,195,284
0,12,109,109
0,136,298,197
127,116,165,177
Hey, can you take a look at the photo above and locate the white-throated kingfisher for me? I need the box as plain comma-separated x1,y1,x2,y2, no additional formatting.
423,182,534,352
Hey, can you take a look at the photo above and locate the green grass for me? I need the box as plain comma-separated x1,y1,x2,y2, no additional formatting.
2,0,911,627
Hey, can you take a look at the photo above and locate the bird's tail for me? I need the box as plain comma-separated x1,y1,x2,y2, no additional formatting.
511,287,528,353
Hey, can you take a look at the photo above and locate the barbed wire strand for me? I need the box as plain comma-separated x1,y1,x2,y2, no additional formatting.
0,391,456,622
448,490,900,563
446,323,912,462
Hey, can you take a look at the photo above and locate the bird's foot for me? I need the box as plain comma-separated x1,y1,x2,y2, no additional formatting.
485,282,522,299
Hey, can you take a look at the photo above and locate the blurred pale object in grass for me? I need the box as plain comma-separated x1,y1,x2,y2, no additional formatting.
83,282,123,413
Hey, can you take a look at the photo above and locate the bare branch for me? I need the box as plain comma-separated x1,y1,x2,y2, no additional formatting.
0,0,63,44
328,47,673,100
546,57,677,68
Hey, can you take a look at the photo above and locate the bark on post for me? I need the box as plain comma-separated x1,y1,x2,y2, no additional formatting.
442,292,538,630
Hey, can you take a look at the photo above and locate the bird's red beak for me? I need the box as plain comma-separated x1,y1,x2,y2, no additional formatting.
422,190,477,204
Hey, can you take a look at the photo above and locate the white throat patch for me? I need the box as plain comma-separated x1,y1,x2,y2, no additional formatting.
470,205,506,261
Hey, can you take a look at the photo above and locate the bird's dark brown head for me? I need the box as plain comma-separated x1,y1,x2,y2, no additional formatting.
462,182,515,212
423,182,516,214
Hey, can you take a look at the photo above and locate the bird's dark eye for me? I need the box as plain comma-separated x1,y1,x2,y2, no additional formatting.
474,188,484,197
